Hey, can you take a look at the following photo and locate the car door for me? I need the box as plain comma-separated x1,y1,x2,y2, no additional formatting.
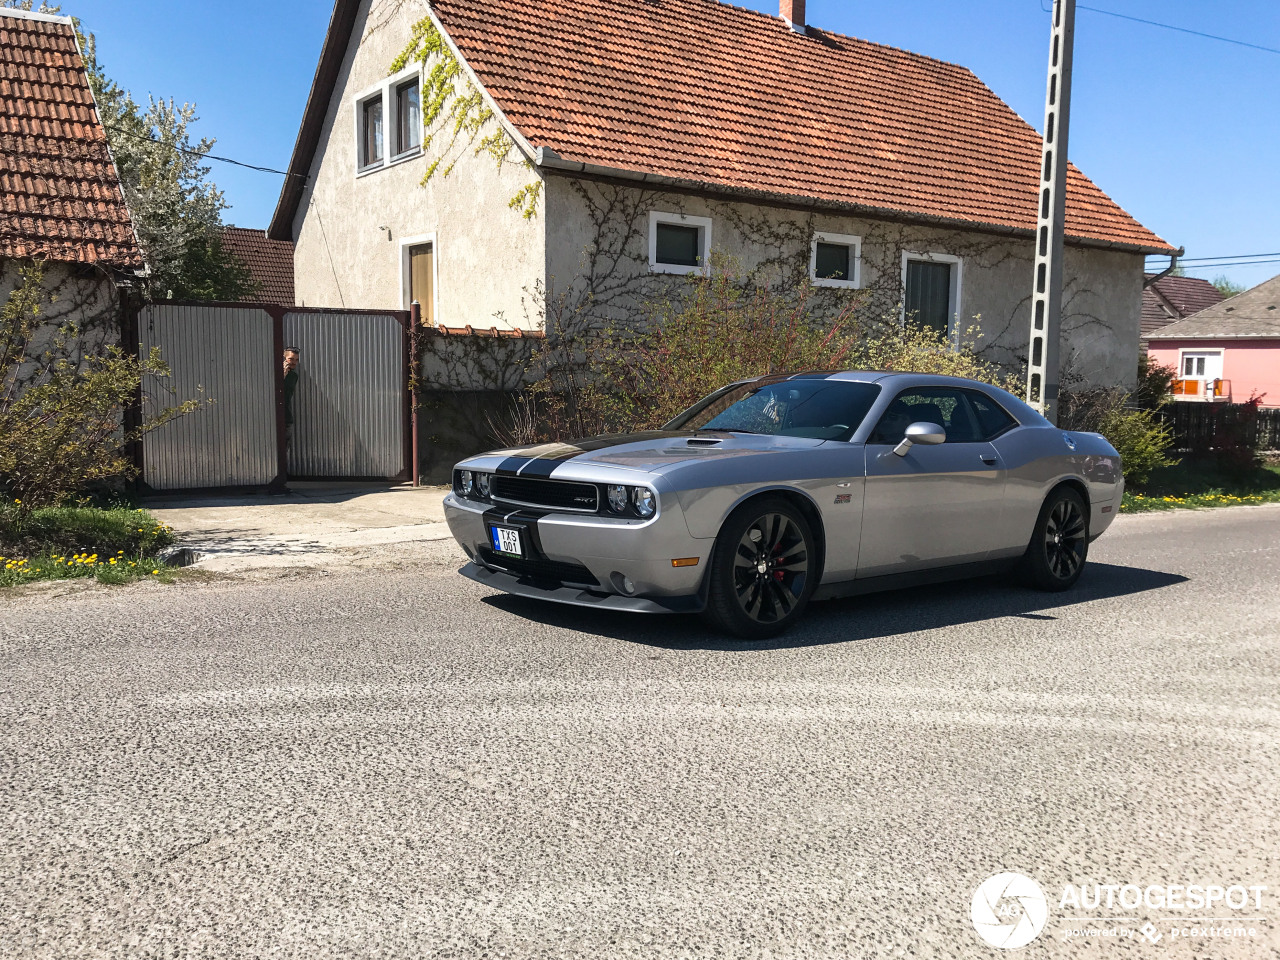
857,386,1007,577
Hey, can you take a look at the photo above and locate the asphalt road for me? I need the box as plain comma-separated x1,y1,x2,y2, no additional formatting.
2,507,1278,959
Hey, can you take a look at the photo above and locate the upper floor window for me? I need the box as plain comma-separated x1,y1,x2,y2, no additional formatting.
355,68,422,175
359,94,384,171
394,78,422,158
810,233,861,288
649,211,712,275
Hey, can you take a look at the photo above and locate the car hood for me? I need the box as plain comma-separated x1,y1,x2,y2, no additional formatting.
486,430,828,477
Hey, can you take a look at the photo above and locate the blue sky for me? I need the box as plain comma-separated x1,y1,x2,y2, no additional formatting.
68,0,1280,288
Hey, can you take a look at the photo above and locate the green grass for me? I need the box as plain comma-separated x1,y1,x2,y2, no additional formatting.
0,502,178,587
1122,461,1280,513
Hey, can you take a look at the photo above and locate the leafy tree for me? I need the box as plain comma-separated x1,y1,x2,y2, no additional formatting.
1211,275,1247,300
78,31,255,301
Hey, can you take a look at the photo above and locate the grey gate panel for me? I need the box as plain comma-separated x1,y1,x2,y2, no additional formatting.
139,304,278,490
283,312,405,479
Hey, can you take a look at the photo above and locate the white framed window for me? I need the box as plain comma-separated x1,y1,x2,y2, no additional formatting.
354,67,422,176
356,90,385,172
393,76,422,159
810,232,861,288
399,233,438,326
1178,349,1223,380
901,251,963,337
649,211,712,276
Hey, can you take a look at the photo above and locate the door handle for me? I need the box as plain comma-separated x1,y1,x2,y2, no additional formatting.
981,456,998,465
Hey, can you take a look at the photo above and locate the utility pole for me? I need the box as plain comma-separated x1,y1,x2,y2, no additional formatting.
1025,0,1076,424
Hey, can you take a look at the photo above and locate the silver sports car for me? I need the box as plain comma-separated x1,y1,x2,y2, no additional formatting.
443,372,1123,638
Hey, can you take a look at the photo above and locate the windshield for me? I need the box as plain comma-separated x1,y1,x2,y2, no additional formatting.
665,379,881,442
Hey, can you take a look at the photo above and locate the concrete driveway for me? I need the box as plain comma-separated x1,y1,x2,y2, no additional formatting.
2,506,1277,958
147,482,453,572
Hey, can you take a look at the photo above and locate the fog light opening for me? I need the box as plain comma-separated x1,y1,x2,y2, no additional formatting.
610,572,637,596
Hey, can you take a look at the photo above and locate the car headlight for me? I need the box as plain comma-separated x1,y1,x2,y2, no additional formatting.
606,484,629,513
632,486,656,518
458,469,474,495
476,472,491,498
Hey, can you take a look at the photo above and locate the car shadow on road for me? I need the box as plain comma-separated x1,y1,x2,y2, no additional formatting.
479,562,1189,651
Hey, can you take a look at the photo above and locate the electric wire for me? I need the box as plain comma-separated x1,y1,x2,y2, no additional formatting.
1039,0,1280,56
104,122,301,178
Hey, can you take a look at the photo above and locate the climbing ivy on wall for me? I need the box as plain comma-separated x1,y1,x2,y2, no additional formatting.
391,19,542,219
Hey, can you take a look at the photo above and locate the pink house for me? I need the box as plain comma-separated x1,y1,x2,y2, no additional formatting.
1146,274,1280,409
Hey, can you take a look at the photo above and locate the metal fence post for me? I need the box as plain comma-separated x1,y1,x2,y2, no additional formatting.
410,301,421,487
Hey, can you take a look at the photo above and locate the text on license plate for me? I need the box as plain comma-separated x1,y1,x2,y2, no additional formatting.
491,526,522,556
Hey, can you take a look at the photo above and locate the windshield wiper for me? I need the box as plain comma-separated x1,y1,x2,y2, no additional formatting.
697,427,759,435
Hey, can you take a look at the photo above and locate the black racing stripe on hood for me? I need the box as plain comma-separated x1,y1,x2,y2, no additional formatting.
495,456,535,476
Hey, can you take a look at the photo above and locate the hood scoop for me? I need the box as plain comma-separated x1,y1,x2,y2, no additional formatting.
686,436,724,447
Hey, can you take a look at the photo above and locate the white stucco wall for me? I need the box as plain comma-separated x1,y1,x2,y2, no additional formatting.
292,0,545,328
544,176,1143,390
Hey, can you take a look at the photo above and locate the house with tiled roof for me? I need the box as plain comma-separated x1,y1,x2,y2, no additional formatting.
220,226,294,305
270,0,1175,389
1148,274,1280,408
1141,273,1223,341
0,8,142,337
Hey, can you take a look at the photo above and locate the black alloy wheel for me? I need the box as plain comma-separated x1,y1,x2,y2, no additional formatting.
704,497,817,639
1021,486,1089,591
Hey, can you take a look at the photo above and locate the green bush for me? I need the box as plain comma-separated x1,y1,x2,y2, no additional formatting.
505,261,1019,443
1060,388,1178,487
1,263,200,510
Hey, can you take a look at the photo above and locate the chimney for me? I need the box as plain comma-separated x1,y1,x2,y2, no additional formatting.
780,0,805,32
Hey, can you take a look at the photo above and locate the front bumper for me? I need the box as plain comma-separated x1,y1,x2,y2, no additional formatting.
443,492,711,611
459,562,704,613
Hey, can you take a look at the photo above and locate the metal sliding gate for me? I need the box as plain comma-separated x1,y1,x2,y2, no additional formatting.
138,303,409,491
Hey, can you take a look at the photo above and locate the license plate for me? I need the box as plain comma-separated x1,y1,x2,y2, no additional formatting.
491,525,523,557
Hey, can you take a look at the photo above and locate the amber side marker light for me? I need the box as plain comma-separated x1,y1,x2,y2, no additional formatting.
671,557,700,568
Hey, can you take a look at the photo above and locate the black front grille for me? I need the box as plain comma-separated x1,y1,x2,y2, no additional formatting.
491,475,599,512
478,548,600,586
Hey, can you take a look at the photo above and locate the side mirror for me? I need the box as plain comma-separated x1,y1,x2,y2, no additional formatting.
892,421,946,457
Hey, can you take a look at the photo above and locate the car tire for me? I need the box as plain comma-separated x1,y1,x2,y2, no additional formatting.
1020,485,1089,591
702,497,818,639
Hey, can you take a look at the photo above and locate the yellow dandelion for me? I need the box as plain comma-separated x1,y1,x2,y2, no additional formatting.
151,569,159,575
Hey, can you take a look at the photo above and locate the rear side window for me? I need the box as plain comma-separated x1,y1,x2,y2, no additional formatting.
965,390,1018,440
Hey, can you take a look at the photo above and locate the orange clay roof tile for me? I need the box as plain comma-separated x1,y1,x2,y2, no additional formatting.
430,0,1171,251
0,13,142,268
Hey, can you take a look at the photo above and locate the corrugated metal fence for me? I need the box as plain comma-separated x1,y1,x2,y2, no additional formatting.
138,303,409,491
283,311,407,479
139,304,278,490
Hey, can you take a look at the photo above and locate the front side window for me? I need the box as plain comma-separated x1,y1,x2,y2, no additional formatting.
360,95,384,169
667,380,881,442
869,387,985,444
395,78,421,157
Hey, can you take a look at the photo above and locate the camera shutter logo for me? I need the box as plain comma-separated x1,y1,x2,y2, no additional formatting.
971,872,1049,949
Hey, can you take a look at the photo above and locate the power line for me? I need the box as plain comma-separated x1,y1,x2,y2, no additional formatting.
1165,253,1280,264
1040,1,1280,56
104,122,301,179
1177,259,1280,270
